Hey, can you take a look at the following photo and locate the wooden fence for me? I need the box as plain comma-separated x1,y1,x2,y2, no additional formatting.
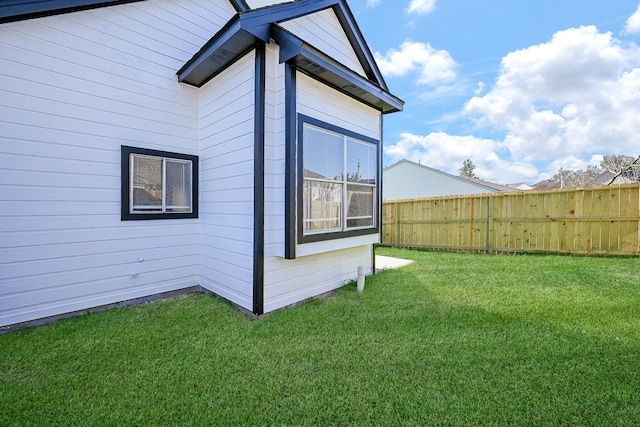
382,183,640,256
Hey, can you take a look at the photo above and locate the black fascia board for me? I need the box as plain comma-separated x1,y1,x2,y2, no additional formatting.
177,0,393,92
330,1,389,92
272,25,403,114
177,15,259,87
0,0,143,23
228,0,248,12
238,0,335,28
177,1,307,87
239,0,388,91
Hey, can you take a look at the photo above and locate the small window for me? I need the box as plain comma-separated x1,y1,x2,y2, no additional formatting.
121,146,198,220
298,115,379,242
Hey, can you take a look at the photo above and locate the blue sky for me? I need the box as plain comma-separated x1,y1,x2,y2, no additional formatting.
349,0,640,184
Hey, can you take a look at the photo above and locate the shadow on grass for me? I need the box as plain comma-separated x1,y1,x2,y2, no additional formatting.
1,249,639,426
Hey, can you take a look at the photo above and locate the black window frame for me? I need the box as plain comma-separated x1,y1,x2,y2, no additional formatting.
121,145,199,221
297,114,380,244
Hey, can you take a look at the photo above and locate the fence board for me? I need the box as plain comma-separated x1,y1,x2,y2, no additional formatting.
382,184,640,256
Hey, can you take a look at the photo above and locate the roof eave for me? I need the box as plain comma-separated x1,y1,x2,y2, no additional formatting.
272,25,403,114
0,0,250,23
0,0,144,23
177,16,261,87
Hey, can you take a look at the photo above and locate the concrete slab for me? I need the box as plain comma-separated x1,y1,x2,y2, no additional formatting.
375,255,414,271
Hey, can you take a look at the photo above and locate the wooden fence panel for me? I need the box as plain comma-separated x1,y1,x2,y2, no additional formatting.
382,184,640,256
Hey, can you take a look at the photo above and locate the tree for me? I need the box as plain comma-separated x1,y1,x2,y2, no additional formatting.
600,155,635,174
459,159,479,179
551,154,639,188
552,166,603,188
605,155,640,184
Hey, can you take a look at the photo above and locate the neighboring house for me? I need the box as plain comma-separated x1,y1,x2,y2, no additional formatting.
0,0,403,329
532,166,640,190
507,183,534,191
532,179,562,191
383,159,510,200
607,156,640,185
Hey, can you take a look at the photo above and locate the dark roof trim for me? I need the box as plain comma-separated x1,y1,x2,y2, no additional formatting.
178,0,391,93
0,0,142,23
330,0,388,91
178,0,402,112
272,25,403,113
229,0,248,12
177,15,260,87
178,0,336,87
0,0,249,23
248,0,388,89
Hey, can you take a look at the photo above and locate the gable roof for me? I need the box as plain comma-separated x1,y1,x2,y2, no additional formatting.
0,0,248,23
385,159,512,193
177,0,403,113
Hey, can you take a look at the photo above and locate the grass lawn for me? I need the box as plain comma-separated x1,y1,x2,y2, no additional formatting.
2,248,639,426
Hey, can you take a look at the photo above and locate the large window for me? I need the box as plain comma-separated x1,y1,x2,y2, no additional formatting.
298,115,379,242
121,146,198,220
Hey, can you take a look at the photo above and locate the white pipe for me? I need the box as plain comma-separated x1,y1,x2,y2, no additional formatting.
357,265,365,292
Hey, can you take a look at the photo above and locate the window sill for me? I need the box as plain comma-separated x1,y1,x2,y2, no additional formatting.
294,233,379,258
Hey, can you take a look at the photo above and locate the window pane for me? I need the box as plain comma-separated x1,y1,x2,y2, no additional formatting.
166,159,192,213
303,180,342,233
347,139,376,183
346,184,374,228
303,125,344,181
131,155,162,212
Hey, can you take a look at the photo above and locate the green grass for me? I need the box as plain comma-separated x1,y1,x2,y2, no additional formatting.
2,248,639,426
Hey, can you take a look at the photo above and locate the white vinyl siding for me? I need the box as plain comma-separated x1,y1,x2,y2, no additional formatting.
0,0,234,327
297,72,380,141
296,72,381,255
263,43,287,259
264,245,373,313
0,0,389,325
198,52,256,311
262,48,380,312
246,0,290,7
280,8,366,78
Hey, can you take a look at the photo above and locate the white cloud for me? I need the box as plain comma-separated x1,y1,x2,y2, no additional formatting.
384,132,540,183
374,40,457,85
474,81,485,96
366,0,381,7
384,26,640,184
463,25,640,163
624,3,640,34
407,0,436,15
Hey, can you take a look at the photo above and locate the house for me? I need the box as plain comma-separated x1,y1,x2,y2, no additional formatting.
383,159,510,200
506,182,534,191
606,156,640,185
0,0,403,329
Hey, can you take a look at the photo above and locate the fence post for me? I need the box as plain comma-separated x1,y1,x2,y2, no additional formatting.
395,202,400,247
487,196,494,254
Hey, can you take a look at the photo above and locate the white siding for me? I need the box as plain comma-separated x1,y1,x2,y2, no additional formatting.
264,43,287,260
280,8,366,78
264,245,372,313
262,59,380,313
198,52,256,311
383,161,499,200
246,0,289,7
297,72,380,141
0,0,235,327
